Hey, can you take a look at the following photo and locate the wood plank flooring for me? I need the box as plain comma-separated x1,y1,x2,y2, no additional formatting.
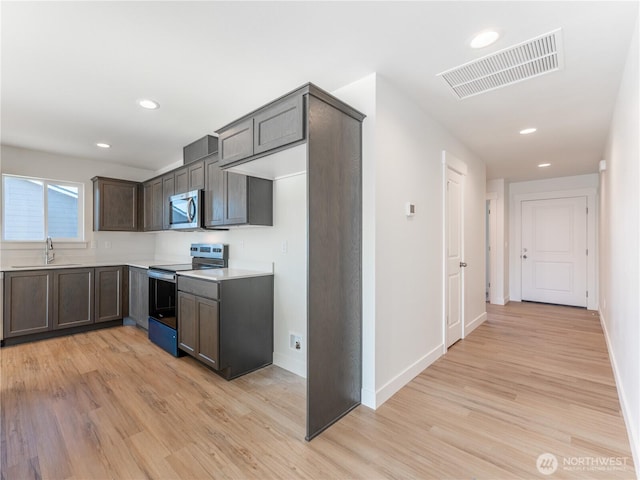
1,302,635,479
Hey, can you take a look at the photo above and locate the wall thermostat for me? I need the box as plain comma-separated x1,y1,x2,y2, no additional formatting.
405,202,416,217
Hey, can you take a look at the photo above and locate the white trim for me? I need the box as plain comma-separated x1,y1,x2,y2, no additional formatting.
361,388,376,409
466,311,487,335
494,295,510,306
442,151,466,348
441,150,468,175
273,352,306,379
374,343,443,408
486,195,498,304
599,309,640,478
510,187,598,310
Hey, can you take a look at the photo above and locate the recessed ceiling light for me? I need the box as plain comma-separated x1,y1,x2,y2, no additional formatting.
538,163,551,168
470,30,500,49
96,143,111,149
520,128,537,135
138,99,160,110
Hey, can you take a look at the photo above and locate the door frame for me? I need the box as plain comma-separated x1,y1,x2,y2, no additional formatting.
442,151,467,353
510,187,598,310
486,193,498,304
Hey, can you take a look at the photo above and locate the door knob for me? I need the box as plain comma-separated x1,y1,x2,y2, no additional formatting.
460,262,468,267
522,255,528,259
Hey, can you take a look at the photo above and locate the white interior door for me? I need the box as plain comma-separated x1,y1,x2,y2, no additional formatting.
446,167,463,347
521,197,587,307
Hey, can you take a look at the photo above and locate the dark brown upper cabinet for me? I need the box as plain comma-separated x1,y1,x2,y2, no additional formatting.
143,177,163,231
174,160,205,195
162,173,175,230
218,94,304,168
204,156,272,228
92,177,141,231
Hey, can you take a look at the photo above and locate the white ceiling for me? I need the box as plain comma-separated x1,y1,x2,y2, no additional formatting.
2,1,638,181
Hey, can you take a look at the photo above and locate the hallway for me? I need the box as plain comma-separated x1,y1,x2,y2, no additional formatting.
1,302,634,479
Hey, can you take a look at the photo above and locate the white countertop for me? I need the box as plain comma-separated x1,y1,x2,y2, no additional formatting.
0,259,180,272
178,268,273,282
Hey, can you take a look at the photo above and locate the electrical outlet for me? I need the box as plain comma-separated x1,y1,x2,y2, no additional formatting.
104,241,112,249
289,333,302,351
282,240,288,254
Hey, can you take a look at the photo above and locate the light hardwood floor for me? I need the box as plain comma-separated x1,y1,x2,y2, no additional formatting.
1,302,635,479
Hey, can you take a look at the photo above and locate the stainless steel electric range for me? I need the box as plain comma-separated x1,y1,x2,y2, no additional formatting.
147,243,228,355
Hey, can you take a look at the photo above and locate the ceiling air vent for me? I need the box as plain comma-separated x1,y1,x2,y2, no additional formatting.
438,28,564,99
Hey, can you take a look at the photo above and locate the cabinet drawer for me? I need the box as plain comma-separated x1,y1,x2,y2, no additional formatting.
178,276,219,300
219,118,254,167
253,94,304,155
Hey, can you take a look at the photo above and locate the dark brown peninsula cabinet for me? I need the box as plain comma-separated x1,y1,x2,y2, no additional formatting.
216,83,365,441
177,274,273,380
92,177,141,231
3,266,125,343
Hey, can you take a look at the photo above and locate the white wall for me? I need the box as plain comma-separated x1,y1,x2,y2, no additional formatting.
335,74,487,408
486,178,509,304
154,173,308,377
0,145,157,266
599,19,639,474
508,173,599,309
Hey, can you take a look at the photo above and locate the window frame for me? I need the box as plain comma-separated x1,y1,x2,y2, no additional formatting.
2,173,85,243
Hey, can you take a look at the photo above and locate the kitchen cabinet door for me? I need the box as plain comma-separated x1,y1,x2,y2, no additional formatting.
128,267,149,329
151,178,163,230
196,296,219,369
174,166,189,195
53,268,94,329
253,94,304,155
95,266,123,323
143,181,153,231
218,118,253,167
178,291,197,355
224,172,248,225
188,160,205,191
143,177,163,231
162,173,175,230
93,177,140,231
3,271,52,337
204,157,224,227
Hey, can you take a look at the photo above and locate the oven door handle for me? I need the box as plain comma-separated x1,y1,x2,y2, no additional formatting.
148,270,177,282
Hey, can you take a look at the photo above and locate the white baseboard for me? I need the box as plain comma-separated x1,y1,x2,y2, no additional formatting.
374,344,443,408
490,296,510,305
466,311,487,336
599,309,640,479
273,352,306,379
361,387,376,409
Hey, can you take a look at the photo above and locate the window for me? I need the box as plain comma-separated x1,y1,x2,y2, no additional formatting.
2,174,84,241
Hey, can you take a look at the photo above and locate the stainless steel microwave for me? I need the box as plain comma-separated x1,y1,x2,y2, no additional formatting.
169,190,203,230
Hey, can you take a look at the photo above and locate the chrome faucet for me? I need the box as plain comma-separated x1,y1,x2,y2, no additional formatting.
45,236,55,264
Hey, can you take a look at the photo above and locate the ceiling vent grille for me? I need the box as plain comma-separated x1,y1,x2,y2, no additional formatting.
438,28,564,99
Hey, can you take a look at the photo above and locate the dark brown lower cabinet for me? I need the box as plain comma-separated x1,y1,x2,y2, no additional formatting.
53,268,94,329
3,271,52,337
128,267,149,329
177,291,219,369
177,291,197,355
177,275,273,379
197,296,220,368
95,266,123,323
